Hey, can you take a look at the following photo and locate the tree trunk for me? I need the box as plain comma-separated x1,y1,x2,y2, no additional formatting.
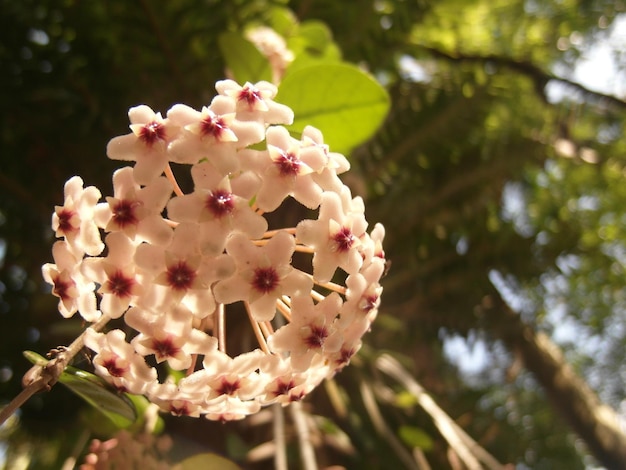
479,294,626,470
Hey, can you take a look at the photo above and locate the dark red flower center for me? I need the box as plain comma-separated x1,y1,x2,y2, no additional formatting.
272,378,296,397
170,402,191,416
151,337,180,359
359,294,379,313
102,356,127,377
275,151,301,176
252,267,279,294
206,190,234,218
139,121,166,146
56,208,77,234
217,378,241,396
331,227,356,253
337,347,356,365
111,199,139,227
304,325,328,349
106,271,135,298
53,276,75,300
166,261,196,291
200,115,228,139
238,86,263,109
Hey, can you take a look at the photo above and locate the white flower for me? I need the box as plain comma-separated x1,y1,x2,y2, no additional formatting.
213,231,312,321
107,105,180,185
44,78,385,421
52,176,104,257
94,167,173,246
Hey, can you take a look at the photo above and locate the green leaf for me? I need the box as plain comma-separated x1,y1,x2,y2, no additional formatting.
23,350,137,429
276,63,390,154
218,32,272,84
179,453,242,470
398,425,434,451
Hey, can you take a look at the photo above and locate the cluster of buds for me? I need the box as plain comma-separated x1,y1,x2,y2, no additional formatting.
42,79,386,421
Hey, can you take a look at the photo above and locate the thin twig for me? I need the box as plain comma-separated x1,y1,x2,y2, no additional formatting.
0,313,112,426
376,354,505,470
217,303,226,353
244,302,271,354
163,164,184,197
359,380,421,470
273,403,288,470
289,401,318,470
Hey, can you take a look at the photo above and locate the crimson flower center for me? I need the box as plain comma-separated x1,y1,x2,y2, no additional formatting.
166,261,196,290
252,267,279,294
151,337,180,359
53,276,74,300
111,199,139,227
206,190,234,218
273,379,296,397
217,378,241,396
140,121,165,145
200,115,228,139
102,356,128,377
238,86,263,108
56,208,77,234
275,151,301,176
331,226,356,252
305,325,329,349
106,271,135,298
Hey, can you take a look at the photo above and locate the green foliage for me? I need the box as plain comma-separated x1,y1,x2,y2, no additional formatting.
2,0,626,468
277,63,390,153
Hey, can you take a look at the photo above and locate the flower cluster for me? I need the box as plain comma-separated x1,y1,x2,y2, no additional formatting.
43,80,386,421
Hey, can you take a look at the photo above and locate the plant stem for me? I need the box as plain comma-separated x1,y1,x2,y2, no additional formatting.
0,313,111,426
289,401,318,470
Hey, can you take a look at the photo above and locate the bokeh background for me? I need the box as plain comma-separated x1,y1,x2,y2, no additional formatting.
2,0,626,468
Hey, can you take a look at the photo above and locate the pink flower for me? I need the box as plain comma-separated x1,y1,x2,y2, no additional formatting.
41,241,99,321
85,329,157,395
106,105,180,185
214,80,294,124
268,293,344,371
166,161,267,255
167,104,264,173
80,232,144,318
52,176,104,257
126,305,217,370
134,223,234,316
296,188,368,283
94,167,173,246
213,231,312,321
240,126,325,211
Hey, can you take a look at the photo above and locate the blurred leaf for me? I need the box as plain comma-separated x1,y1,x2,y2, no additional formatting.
218,32,272,84
398,425,434,451
179,452,242,470
276,63,390,154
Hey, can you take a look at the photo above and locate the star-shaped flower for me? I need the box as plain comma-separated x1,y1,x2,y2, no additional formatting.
94,167,173,246
214,80,294,125
41,241,99,321
213,231,312,322
126,305,218,370
106,105,179,185
296,188,368,283
268,293,344,371
85,328,157,395
52,176,104,257
80,232,144,318
167,104,265,174
240,126,325,212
